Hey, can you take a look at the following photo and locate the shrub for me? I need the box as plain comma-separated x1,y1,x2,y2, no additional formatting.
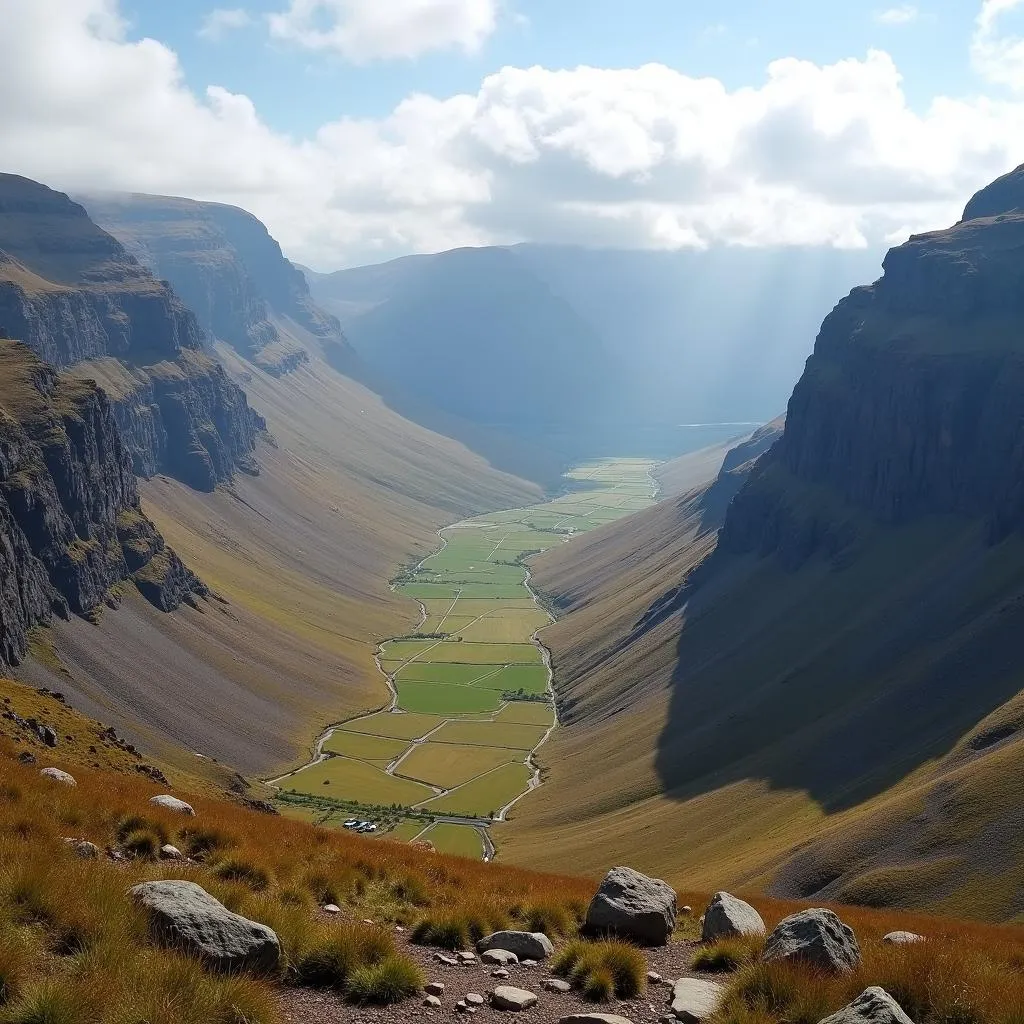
345,954,425,1004
692,936,764,973
120,828,160,860
178,826,233,859
212,857,271,892
552,939,647,1001
410,916,468,951
294,925,395,990
115,815,167,847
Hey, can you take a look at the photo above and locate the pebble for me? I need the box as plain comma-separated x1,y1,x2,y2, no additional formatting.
362,918,375,925
466,994,484,1006
647,971,662,985
323,904,341,914
424,996,442,1009
681,906,692,914
457,951,477,963
521,959,538,967
435,953,459,966
425,982,445,997
544,979,572,994
456,1000,469,1013
492,969,511,979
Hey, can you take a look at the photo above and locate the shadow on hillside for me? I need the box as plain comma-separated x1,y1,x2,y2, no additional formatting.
652,520,1024,814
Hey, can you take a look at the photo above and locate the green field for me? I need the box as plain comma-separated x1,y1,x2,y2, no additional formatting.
283,756,435,805
398,742,518,789
281,458,657,854
420,823,483,858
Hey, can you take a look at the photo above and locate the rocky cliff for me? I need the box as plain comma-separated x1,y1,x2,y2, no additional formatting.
0,174,261,489
81,193,353,375
0,340,205,667
719,169,1024,567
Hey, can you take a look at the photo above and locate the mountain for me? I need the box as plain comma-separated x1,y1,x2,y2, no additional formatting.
503,166,1024,922
0,174,262,491
310,244,877,459
0,341,204,667
81,192,356,377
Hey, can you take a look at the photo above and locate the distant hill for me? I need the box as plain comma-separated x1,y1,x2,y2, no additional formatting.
504,166,1024,922
80,193,357,377
310,244,878,459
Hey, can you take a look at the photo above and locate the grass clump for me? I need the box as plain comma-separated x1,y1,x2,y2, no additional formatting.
345,954,425,1005
410,916,467,950
294,924,394,990
692,935,764,973
552,939,647,1001
120,828,160,860
0,929,30,1006
212,857,271,891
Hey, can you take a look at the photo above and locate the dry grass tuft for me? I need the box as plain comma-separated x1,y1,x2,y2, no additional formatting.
552,939,647,1001
692,935,764,973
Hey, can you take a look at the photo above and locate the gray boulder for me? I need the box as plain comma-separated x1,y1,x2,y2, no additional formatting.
585,866,676,945
883,931,924,945
149,794,195,816
40,767,76,786
763,909,860,973
130,880,280,973
701,892,765,943
817,987,914,1024
491,986,538,1011
670,979,725,1023
478,930,553,961
482,948,520,965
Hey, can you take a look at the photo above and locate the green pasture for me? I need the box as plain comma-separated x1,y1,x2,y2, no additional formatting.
284,756,434,805
398,742,517,789
423,763,534,817
322,731,408,762
396,681,503,715
342,712,444,740
495,702,557,726
432,719,549,750
418,823,483,858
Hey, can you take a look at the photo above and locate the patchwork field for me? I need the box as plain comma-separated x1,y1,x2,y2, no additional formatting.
279,458,658,855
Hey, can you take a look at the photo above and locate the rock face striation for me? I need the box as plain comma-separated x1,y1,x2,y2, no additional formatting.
0,341,206,666
81,192,354,376
0,174,262,491
720,167,1024,567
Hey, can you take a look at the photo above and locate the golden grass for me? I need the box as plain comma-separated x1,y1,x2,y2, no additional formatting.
551,939,647,1001
397,743,516,790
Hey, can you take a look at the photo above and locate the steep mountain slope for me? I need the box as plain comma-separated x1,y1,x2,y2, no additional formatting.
0,341,204,666
81,192,356,376
503,169,1024,922
0,174,261,490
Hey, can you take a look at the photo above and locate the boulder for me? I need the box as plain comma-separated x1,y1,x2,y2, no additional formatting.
478,930,553,961
559,1016,635,1024
883,931,924,945
491,987,539,1011
817,987,914,1024
40,767,76,786
669,979,726,1023
483,948,520,965
545,979,572,993
585,866,676,945
763,909,860,973
130,880,280,973
37,724,58,747
159,844,183,860
701,892,765,943
149,794,195,816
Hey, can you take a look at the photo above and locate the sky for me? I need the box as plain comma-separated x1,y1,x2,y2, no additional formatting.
4,0,1024,269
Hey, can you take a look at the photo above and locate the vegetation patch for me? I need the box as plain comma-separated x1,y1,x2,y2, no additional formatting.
396,682,503,716
284,757,434,805
551,939,648,1001
397,744,517,790
423,763,533,817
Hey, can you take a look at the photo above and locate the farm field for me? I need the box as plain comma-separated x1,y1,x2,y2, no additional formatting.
279,458,657,854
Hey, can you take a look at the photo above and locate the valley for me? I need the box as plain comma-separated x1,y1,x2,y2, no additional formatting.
272,458,659,857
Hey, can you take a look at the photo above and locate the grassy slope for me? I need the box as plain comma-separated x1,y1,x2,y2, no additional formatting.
502,445,1024,922
19,348,539,777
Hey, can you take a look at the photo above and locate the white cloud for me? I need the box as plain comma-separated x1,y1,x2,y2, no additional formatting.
875,5,918,25
198,8,252,41
972,0,1024,88
2,0,1024,269
267,0,498,61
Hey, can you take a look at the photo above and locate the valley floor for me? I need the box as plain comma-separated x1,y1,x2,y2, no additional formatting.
271,458,659,856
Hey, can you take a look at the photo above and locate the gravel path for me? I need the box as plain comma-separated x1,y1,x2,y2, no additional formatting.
279,929,713,1024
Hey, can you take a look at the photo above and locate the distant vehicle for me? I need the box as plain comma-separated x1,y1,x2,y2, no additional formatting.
343,819,358,828
358,822,378,833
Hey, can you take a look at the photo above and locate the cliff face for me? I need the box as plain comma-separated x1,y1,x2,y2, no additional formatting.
80,193,352,375
719,175,1024,566
0,340,204,667
0,175,261,490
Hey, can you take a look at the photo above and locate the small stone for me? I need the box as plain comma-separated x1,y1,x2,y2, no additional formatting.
424,995,442,1009
160,844,183,860
521,959,538,967
670,979,725,1023
456,1000,469,1013
492,969,511,980
425,983,445,997
396,925,405,932
544,979,572,993
149,795,195,816
681,906,692,915
491,986,538,1012
882,931,924,945
435,953,458,966
323,904,341,914
70,839,100,859
457,951,477,963
647,971,662,984
466,994,485,1006
482,948,519,966
40,767,76,786
17,751,35,764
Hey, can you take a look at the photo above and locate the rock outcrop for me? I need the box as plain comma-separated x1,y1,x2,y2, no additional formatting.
0,174,262,490
0,341,206,666
720,167,1024,567
130,879,281,973
81,192,355,375
584,866,676,945
762,909,860,973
